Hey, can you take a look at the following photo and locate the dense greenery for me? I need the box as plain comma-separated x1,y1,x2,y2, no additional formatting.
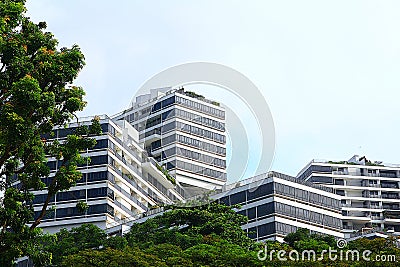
31,203,400,266
0,0,99,265
50,203,263,267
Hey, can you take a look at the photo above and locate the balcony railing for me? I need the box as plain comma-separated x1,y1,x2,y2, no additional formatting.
362,184,380,188
333,171,349,175
114,199,135,215
362,173,380,177
381,184,399,189
383,206,400,210
380,173,398,178
112,183,148,211
112,135,141,162
381,195,400,199
364,205,382,209
370,216,384,220
362,194,380,198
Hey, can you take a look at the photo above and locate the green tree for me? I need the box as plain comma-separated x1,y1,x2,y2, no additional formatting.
0,0,97,264
44,224,127,265
183,239,262,267
283,228,311,247
144,244,193,267
125,202,253,249
61,247,167,267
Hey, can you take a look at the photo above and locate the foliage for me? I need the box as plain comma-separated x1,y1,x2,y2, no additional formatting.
183,239,262,267
43,224,127,265
75,200,88,213
155,162,176,184
283,229,400,266
125,202,252,249
0,0,99,264
184,91,205,99
30,213,400,266
284,228,336,252
61,247,167,267
211,100,220,106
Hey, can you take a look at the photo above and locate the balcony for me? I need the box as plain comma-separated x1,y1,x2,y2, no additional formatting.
112,135,141,162
142,154,176,189
380,172,398,178
381,183,399,189
383,210,400,220
370,206,382,209
362,173,380,177
361,180,380,188
382,206,400,210
111,183,148,211
381,194,400,199
143,129,161,145
333,171,349,175
370,216,384,220
362,194,380,199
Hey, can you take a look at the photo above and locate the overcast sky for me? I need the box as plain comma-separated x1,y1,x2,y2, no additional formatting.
26,1,400,178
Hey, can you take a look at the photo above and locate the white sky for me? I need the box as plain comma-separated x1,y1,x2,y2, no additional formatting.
26,1,400,177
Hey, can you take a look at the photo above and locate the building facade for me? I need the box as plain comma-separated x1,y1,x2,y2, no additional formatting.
213,171,343,242
297,155,400,238
107,171,343,241
113,87,227,196
32,115,184,233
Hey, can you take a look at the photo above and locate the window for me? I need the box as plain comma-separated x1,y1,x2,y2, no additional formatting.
229,191,246,205
257,202,274,217
247,207,256,219
247,183,273,201
161,96,175,108
57,189,86,202
257,222,275,238
309,176,333,184
89,155,109,166
88,204,112,215
335,190,345,196
33,194,55,205
151,102,161,113
219,196,229,206
57,128,76,138
93,139,108,150
161,122,175,133
87,187,107,198
56,207,80,218
87,171,108,182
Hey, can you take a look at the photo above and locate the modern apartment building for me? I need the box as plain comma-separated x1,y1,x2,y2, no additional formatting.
213,171,343,242
113,87,227,196
107,171,343,241
31,115,184,233
297,155,400,238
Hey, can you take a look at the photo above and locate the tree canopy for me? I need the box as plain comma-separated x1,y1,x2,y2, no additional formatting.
125,201,253,249
29,207,400,267
0,0,97,265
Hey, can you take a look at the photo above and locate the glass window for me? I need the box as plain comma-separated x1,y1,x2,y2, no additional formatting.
230,191,246,205
87,187,107,198
257,222,275,238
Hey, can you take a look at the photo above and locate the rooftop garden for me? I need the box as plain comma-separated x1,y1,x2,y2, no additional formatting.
185,91,205,99
183,90,220,106
155,162,176,185
327,160,384,167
